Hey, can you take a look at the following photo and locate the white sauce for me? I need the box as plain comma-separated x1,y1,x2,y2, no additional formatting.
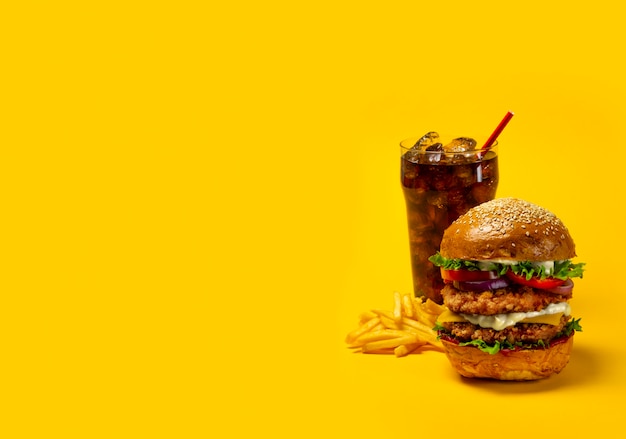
460,302,571,330
478,259,518,265
534,261,555,276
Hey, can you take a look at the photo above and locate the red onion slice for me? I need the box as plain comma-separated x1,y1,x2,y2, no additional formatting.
546,278,574,295
453,277,510,292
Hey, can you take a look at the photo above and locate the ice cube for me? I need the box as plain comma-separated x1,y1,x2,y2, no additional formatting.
443,137,477,153
413,131,440,150
453,164,474,186
426,143,443,152
423,142,444,163
427,192,447,208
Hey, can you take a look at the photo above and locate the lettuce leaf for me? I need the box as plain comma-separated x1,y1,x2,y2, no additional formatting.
428,252,585,280
459,339,503,355
510,260,585,280
428,253,482,271
560,317,583,337
553,261,586,280
440,318,583,355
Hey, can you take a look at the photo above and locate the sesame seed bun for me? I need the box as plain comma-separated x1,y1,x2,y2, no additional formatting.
441,335,574,381
439,197,576,262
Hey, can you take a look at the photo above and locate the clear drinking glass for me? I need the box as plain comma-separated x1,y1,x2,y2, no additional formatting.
400,134,499,304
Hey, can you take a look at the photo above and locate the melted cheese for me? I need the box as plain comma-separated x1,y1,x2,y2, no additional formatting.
437,302,570,330
438,308,469,323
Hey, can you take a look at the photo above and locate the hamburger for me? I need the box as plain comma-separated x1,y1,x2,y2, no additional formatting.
429,197,585,380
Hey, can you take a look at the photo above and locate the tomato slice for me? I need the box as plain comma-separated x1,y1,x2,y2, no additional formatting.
505,271,566,290
441,268,500,282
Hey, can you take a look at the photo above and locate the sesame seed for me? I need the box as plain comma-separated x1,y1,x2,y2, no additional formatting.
452,198,570,248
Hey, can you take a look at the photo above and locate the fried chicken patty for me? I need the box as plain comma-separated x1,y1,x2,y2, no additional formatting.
441,315,570,345
441,283,571,315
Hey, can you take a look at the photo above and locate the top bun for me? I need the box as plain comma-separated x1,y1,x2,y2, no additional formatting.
440,197,576,261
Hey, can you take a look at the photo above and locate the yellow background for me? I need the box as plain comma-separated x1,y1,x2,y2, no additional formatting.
2,1,624,437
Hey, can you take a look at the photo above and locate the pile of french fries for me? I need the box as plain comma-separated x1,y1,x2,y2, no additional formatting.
345,291,446,357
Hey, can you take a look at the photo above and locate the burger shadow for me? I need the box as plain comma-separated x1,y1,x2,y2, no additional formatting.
455,345,599,393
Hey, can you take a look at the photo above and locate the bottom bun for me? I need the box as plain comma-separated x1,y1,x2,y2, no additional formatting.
441,336,574,381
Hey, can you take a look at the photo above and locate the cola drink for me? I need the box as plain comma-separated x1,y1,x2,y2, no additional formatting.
400,133,499,304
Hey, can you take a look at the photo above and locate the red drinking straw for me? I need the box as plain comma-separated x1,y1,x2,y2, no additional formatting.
481,110,515,152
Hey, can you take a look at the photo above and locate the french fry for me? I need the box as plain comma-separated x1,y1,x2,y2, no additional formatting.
351,329,407,347
394,341,426,357
381,316,400,329
422,298,446,316
401,327,440,347
372,309,400,329
402,293,414,319
372,309,394,320
359,310,377,324
345,291,447,355
345,316,381,344
393,291,403,324
394,345,411,357
413,297,423,320
401,317,441,343
362,335,417,353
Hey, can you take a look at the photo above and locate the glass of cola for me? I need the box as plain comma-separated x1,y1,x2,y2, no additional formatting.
400,132,499,304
